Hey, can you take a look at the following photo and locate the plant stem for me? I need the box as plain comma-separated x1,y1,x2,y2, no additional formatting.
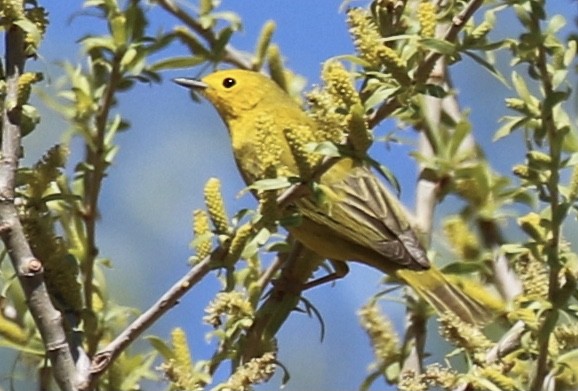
82,56,122,356
530,14,563,391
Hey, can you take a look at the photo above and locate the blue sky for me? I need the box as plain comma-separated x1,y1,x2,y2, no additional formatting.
3,1,577,390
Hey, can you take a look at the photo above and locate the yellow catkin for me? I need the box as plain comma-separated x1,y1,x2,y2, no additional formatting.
512,164,534,180
527,150,551,165
347,104,372,153
475,364,518,391
204,178,229,234
0,0,24,20
358,302,399,365
471,21,492,40
255,114,282,176
417,2,436,38
17,72,42,106
443,216,480,260
172,328,194,371
569,164,578,200
376,45,410,84
347,8,409,82
514,255,548,298
192,209,212,261
219,352,276,391
517,212,547,242
423,364,459,389
283,125,320,179
306,88,347,144
203,291,254,328
253,20,276,70
398,370,428,391
257,188,280,225
505,98,527,112
555,323,578,350
347,8,383,69
25,6,48,43
226,224,253,264
267,44,288,92
159,330,204,391
0,312,27,345
439,312,492,355
322,61,361,109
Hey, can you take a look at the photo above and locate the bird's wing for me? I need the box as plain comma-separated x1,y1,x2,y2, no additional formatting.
297,161,429,270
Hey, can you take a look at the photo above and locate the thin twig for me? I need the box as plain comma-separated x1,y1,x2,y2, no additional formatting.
256,254,285,293
82,58,122,356
84,255,214,388
530,14,563,391
155,0,253,69
0,25,80,391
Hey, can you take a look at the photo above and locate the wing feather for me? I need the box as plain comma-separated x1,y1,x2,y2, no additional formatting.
296,163,429,270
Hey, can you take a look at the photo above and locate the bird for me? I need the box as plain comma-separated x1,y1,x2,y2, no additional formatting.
174,69,501,324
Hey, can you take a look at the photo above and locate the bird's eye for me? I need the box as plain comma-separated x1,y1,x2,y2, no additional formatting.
222,78,236,88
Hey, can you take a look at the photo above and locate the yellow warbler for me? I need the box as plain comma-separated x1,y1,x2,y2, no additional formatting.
174,69,501,324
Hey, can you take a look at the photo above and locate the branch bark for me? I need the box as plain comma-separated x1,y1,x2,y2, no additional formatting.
83,255,214,389
0,25,80,391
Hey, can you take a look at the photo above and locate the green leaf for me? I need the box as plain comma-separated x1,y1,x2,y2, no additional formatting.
331,54,373,68
564,41,577,67
120,47,138,68
546,14,566,34
307,141,341,157
494,116,527,141
363,85,399,111
150,56,206,71
441,261,485,274
82,36,116,53
367,156,400,195
462,50,509,87
249,177,294,192
544,89,570,112
212,26,235,56
512,71,532,103
420,38,456,55
110,14,127,47
14,19,41,46
145,336,175,360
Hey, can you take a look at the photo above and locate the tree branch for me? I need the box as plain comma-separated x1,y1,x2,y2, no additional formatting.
84,255,214,388
0,25,81,391
155,0,253,69
82,56,123,356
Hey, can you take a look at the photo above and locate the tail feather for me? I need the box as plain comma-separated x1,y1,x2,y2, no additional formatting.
397,268,504,325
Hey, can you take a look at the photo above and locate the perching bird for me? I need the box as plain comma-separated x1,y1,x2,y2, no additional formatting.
175,69,501,324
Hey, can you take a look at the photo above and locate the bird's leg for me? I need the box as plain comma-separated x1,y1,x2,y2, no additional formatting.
302,260,350,290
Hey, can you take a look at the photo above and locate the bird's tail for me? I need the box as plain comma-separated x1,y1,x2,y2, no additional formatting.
397,267,504,325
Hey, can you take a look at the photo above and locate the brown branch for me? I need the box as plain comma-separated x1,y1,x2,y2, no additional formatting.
368,0,486,128
84,255,214,389
0,25,81,391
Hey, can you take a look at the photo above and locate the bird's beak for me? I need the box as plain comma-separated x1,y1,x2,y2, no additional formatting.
173,77,208,90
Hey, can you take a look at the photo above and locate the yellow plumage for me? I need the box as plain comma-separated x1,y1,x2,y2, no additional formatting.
175,69,503,324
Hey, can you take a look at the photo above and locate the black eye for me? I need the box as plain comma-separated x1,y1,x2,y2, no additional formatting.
222,78,236,88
